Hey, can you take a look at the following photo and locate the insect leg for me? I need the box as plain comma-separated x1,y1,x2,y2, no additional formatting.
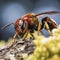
28,30,35,40
7,32,18,50
22,31,28,40
30,33,35,39
44,22,52,36
37,21,44,35
20,21,28,40
38,21,41,35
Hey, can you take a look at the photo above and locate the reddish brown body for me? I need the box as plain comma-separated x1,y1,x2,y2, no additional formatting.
14,13,58,37
22,13,34,24
14,13,39,36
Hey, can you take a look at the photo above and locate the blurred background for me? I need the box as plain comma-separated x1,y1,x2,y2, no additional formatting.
0,0,60,41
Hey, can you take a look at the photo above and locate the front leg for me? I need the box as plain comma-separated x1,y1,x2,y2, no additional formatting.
22,31,28,40
21,21,28,40
7,32,18,50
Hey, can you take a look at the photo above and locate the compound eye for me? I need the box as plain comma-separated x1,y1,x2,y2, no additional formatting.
19,20,23,26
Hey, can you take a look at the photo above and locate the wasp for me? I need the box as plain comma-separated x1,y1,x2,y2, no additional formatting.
0,11,60,50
